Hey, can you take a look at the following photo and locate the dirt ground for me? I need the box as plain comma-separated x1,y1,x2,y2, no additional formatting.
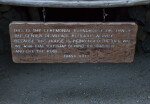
0,50,150,104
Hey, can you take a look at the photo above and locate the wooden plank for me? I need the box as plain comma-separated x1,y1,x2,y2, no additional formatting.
0,0,150,8
9,22,138,63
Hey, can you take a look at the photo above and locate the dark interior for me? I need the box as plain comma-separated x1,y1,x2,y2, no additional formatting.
39,8,130,22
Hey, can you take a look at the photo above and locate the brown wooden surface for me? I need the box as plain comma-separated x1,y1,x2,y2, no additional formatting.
9,22,138,63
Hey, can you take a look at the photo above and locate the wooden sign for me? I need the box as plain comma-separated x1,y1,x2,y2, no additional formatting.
9,22,138,63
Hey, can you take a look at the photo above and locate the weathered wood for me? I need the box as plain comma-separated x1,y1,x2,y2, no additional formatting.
9,22,138,63
0,0,150,8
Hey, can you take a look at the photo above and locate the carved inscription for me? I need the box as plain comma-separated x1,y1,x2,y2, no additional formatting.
9,22,138,63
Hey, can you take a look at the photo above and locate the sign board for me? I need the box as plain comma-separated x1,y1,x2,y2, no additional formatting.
9,22,138,63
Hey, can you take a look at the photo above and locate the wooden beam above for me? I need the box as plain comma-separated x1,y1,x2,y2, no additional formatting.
0,0,150,8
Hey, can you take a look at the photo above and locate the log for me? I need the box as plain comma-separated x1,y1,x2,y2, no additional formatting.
0,0,150,8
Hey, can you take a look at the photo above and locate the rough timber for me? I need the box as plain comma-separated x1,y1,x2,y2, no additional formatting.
0,0,150,8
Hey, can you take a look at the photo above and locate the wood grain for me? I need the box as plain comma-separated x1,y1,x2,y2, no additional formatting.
0,0,150,8
9,22,138,63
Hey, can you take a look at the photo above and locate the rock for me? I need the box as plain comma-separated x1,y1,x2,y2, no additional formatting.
28,7,40,21
142,35,150,53
144,23,150,33
144,10,150,32
16,7,28,21
3,7,28,21
0,18,10,51
0,7,28,52
138,26,147,41
0,5,11,12
128,6,146,24
0,35,3,52
146,5,150,9
3,9,22,21
146,10,150,21
0,12,2,19
0,18,9,35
